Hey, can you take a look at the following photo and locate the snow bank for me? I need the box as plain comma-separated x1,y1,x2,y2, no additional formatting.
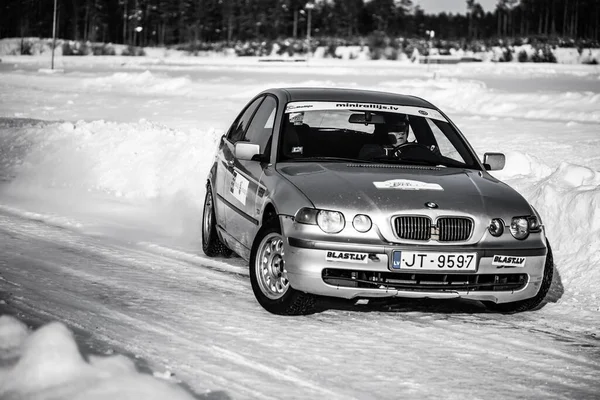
0,118,224,241
2,37,598,65
380,78,600,123
492,154,600,310
332,46,370,61
4,119,220,202
0,315,195,399
0,37,55,56
554,47,600,64
1,117,599,310
527,164,600,304
82,71,195,95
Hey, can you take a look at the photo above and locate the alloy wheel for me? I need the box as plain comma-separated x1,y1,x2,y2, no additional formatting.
255,232,289,300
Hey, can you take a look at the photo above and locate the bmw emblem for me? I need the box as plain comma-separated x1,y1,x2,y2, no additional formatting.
425,202,438,209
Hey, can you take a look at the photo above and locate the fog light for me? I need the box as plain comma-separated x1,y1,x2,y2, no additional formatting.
510,217,530,240
488,218,504,237
352,214,372,233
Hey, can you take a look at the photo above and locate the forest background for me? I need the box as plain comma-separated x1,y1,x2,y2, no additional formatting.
1,0,599,62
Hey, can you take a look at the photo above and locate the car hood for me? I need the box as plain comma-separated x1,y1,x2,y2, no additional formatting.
277,162,532,218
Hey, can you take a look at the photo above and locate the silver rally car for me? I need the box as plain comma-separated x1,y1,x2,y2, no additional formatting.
202,88,553,315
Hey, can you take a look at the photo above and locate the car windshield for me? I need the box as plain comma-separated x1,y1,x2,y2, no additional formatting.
279,102,480,169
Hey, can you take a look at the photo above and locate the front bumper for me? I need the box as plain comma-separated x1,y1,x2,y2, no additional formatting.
282,220,548,304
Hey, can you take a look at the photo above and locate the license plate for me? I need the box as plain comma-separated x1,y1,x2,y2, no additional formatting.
391,251,477,271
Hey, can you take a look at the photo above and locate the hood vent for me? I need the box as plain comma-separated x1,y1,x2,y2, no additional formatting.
347,164,441,171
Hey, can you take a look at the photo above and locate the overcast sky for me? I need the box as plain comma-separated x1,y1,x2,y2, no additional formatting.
415,0,498,15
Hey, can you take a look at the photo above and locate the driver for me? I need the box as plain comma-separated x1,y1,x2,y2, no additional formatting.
358,114,410,160
385,116,410,156
388,125,408,147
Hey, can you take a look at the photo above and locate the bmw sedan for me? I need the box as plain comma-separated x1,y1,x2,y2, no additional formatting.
202,88,553,315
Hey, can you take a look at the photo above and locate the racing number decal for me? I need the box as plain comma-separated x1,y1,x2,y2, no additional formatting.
230,171,249,205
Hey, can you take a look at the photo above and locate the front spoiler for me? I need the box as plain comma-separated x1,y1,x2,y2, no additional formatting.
282,226,547,305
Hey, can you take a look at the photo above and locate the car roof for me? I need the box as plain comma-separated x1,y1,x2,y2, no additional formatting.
267,87,437,109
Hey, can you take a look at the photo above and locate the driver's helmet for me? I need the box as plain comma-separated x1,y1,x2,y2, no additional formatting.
387,115,409,146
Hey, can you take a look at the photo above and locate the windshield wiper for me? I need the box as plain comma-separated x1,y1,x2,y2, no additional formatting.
370,157,444,167
289,157,375,163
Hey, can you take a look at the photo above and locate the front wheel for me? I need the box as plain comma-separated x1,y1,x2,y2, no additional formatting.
484,240,554,313
249,222,315,315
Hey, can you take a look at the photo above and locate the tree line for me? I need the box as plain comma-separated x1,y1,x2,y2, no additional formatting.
1,0,598,47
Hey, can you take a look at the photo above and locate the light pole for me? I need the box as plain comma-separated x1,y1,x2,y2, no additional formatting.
305,2,314,58
51,0,57,69
134,26,143,47
425,29,435,70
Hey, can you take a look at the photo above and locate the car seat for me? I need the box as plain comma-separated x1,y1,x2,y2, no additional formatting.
357,124,388,160
281,122,305,159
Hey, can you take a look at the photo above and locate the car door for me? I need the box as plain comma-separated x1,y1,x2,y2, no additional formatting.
224,95,278,249
215,96,263,233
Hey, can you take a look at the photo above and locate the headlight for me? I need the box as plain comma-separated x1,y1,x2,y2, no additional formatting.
317,210,345,233
488,218,504,237
352,214,372,233
510,217,530,240
294,207,346,234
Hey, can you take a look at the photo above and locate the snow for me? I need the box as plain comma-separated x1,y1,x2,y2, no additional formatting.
0,54,599,398
0,316,195,399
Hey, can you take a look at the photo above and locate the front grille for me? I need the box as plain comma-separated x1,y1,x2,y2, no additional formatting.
323,269,528,292
394,216,431,240
438,217,473,242
393,216,474,242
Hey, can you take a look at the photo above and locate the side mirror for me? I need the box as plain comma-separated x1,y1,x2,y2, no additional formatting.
483,152,506,171
235,142,261,161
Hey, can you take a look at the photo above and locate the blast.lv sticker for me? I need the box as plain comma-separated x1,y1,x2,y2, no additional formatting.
230,171,249,205
373,179,443,191
325,251,368,264
492,255,526,268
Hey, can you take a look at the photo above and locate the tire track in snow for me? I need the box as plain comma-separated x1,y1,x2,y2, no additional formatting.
1,207,600,399
0,210,356,399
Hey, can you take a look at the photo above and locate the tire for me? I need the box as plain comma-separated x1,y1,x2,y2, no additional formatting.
220,245,234,258
484,240,554,313
249,222,315,315
202,185,231,257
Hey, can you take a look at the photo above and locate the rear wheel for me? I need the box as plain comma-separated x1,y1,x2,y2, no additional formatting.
202,185,232,257
249,222,315,315
484,240,554,313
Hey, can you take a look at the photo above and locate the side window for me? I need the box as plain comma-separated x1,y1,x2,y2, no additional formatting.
244,96,277,153
227,96,263,144
426,118,466,163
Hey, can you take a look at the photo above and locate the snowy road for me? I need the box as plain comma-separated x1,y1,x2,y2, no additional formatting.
1,56,599,399
1,208,599,399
